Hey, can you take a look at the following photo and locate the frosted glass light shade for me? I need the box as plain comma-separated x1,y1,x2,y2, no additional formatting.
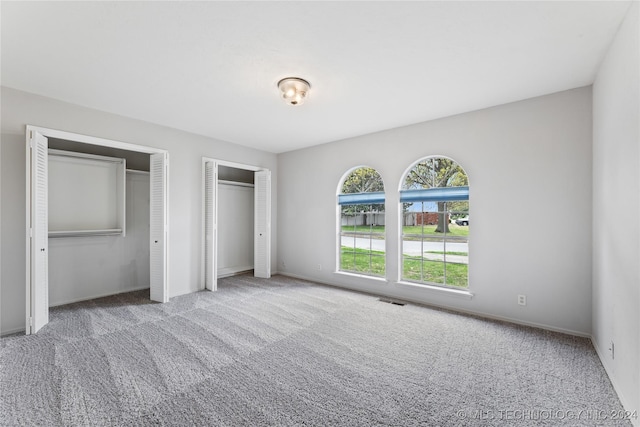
277,77,311,106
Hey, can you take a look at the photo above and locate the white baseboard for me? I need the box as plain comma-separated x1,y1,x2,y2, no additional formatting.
591,337,639,427
1,326,26,337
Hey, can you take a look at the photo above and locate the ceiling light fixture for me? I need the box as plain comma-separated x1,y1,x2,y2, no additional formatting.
277,77,311,106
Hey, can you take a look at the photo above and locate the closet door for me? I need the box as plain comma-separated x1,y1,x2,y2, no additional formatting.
150,152,168,302
204,161,217,291
27,131,49,334
254,170,271,278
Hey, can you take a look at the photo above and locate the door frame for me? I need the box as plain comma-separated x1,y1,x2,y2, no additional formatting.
201,157,270,290
25,125,169,334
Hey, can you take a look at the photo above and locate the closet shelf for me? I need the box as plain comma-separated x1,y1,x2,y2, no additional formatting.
49,229,123,238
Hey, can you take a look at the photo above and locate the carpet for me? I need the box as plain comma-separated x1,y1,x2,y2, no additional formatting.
0,274,632,426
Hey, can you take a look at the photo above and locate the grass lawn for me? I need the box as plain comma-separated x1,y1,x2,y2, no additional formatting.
340,247,386,276
425,251,468,256
402,256,468,288
341,225,385,234
402,224,469,237
340,247,468,288
341,224,469,237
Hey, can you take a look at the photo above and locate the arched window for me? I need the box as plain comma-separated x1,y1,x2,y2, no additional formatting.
338,167,385,277
400,157,469,288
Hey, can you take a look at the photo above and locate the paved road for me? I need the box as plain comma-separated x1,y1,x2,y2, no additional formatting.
341,236,469,264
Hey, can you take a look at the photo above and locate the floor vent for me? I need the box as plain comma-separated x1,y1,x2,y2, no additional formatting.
379,298,406,306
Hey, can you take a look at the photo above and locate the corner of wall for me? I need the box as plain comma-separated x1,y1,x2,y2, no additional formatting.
591,0,640,420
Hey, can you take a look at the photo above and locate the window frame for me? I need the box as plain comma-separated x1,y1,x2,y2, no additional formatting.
398,156,470,289
336,167,386,279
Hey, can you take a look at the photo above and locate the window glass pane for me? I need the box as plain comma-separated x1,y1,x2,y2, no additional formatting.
422,260,445,284
445,260,468,288
450,200,469,229
402,255,423,281
339,167,385,278
400,157,469,289
352,252,372,273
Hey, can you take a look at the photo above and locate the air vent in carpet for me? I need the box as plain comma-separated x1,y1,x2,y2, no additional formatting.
379,298,406,306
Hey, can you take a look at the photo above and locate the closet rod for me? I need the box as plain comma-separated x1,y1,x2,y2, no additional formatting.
218,180,255,188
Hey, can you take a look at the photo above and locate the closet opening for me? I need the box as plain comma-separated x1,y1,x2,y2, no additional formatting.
217,165,255,278
25,126,169,335
47,138,151,307
202,158,271,291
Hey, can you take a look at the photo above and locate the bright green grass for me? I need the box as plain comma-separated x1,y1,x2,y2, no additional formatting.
340,247,468,288
340,247,386,276
402,256,468,288
340,224,469,237
425,251,468,256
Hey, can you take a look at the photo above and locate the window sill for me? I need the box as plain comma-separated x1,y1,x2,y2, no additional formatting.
397,280,474,300
334,271,389,283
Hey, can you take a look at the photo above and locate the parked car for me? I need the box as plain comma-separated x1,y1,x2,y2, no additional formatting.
455,216,469,226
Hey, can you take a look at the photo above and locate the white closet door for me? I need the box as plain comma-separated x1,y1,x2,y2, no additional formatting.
254,169,271,278
204,161,217,291
28,131,49,334
150,152,168,302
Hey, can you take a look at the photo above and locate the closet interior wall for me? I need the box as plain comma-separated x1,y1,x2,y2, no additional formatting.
217,165,255,278
47,139,151,306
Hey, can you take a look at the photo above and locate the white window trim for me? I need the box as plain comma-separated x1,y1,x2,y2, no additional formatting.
397,280,474,300
336,166,387,278
397,156,470,290
397,202,470,289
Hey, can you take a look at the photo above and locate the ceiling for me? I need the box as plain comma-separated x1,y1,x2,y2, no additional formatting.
1,1,632,154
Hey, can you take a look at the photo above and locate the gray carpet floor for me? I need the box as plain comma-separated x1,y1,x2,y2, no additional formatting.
0,274,632,426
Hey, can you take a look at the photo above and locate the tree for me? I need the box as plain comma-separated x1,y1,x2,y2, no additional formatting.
342,167,384,194
403,158,468,233
341,167,385,223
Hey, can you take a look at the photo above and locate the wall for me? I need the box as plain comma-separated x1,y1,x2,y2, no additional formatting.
1,135,24,334
0,118,2,333
0,87,278,335
278,87,593,335
592,1,639,420
48,171,150,306
48,151,125,233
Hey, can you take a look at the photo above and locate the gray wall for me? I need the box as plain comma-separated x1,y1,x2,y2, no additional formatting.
592,2,639,418
217,182,254,277
0,87,278,334
278,87,593,336
49,171,150,306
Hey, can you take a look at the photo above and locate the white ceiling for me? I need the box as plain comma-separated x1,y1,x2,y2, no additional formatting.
1,1,632,153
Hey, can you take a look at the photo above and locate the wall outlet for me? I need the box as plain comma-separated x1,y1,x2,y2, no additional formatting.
609,341,615,359
317,264,322,271
517,294,527,306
